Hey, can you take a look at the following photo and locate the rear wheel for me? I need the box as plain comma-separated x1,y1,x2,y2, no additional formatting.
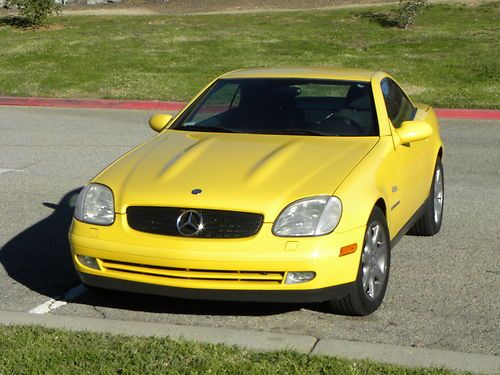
409,159,444,236
328,206,390,316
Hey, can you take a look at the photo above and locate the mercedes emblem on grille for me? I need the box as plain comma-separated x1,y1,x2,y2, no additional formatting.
176,210,204,236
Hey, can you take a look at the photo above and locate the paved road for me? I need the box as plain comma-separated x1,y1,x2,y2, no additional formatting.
0,106,498,356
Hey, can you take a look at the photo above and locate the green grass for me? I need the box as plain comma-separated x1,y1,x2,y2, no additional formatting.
0,2,498,108
0,325,471,374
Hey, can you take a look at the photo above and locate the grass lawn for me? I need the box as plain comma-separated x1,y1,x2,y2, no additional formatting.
0,2,498,108
0,325,471,374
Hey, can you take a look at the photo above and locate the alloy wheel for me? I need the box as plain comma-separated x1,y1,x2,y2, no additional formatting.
433,167,444,225
361,222,388,300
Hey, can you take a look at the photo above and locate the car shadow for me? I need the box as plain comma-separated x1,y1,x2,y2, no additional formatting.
0,189,82,299
1,190,328,317
75,287,328,317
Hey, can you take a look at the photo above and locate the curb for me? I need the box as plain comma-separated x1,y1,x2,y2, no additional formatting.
0,96,185,112
1,96,499,120
1,311,499,374
434,108,500,120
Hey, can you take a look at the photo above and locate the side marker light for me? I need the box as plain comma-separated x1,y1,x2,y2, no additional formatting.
340,243,357,257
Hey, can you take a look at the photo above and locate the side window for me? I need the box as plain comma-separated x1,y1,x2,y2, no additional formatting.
381,79,416,128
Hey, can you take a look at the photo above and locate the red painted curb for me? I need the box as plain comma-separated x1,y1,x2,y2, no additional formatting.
434,109,500,120
0,96,186,112
1,96,499,120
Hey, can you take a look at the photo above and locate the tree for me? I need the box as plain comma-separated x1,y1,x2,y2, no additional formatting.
398,0,427,29
6,0,59,27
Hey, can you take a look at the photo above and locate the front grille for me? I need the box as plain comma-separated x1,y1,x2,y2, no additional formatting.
127,206,263,238
100,259,284,285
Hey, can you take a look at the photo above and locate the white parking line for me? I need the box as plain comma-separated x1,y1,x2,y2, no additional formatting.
0,168,23,175
29,284,87,315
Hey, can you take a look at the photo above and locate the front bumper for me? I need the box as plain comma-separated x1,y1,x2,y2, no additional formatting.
69,216,365,303
79,272,354,303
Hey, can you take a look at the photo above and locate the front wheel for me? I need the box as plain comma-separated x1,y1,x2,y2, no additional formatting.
409,158,444,236
328,206,390,316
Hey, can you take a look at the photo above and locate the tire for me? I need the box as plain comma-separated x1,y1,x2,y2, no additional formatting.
328,206,390,316
409,158,444,236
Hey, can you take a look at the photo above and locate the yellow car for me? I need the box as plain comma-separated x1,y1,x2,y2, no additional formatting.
69,67,444,316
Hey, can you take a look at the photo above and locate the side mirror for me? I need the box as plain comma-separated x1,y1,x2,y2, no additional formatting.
149,113,173,132
396,120,432,145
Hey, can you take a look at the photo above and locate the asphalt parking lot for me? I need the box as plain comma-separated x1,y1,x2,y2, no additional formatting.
0,106,498,356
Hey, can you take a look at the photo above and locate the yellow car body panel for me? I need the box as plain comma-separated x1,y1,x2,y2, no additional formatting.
93,132,378,221
69,67,443,305
70,219,365,291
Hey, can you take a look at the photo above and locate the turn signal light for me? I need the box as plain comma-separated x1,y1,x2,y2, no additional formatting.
339,243,357,257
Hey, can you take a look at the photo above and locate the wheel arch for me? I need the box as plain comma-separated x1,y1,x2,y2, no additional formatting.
438,146,443,160
374,198,387,218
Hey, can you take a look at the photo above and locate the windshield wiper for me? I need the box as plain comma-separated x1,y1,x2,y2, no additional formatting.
177,125,240,133
253,128,327,136
283,129,327,136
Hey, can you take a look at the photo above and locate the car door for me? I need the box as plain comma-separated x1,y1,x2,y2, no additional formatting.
382,78,431,227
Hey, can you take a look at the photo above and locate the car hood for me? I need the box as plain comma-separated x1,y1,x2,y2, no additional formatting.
95,130,378,221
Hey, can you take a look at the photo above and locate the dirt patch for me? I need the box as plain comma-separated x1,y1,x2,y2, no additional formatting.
59,0,394,16
60,7,158,16
1,0,487,17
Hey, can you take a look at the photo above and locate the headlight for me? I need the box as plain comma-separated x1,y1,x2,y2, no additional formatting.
273,196,342,237
74,183,115,225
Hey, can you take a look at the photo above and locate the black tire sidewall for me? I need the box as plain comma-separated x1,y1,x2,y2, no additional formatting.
426,159,444,234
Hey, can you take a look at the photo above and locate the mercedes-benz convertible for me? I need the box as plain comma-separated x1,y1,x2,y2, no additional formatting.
69,67,444,316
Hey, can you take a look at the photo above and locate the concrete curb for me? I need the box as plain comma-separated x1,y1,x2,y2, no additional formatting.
0,311,316,353
314,339,500,374
1,311,498,374
1,96,499,120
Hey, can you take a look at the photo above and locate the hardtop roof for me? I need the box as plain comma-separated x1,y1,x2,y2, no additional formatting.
220,67,381,82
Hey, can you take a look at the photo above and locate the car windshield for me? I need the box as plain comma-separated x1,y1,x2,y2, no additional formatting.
171,78,379,136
